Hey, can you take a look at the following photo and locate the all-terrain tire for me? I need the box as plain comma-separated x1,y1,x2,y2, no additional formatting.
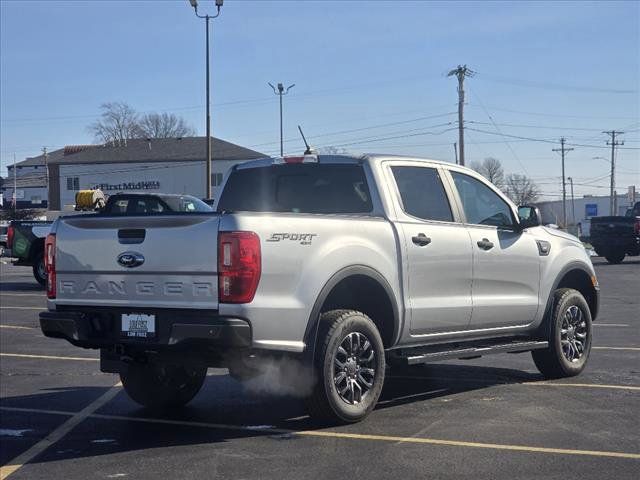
120,363,207,410
532,288,592,379
306,310,385,423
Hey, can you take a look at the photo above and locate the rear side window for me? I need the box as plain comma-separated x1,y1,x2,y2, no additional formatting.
391,166,453,222
217,164,373,214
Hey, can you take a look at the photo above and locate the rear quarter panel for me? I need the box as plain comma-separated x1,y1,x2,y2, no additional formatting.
218,213,400,352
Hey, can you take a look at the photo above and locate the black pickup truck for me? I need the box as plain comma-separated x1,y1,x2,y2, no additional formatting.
590,201,640,264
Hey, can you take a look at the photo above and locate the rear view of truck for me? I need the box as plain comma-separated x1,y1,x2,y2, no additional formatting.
40,212,262,408
590,204,640,264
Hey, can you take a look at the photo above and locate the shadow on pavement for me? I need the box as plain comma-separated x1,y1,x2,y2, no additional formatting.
0,363,543,467
0,281,44,292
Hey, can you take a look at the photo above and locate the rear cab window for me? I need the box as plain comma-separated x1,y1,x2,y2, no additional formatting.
217,164,373,214
391,166,453,222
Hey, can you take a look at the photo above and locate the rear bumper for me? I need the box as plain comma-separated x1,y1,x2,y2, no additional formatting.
39,309,251,350
592,237,640,254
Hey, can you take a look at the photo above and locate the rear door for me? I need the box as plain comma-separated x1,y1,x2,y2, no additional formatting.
54,214,220,310
447,171,540,328
386,162,473,335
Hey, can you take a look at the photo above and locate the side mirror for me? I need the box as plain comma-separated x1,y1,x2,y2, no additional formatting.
518,205,542,229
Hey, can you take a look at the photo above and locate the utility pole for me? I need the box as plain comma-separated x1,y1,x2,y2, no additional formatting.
42,147,49,187
447,65,474,166
552,138,573,228
604,130,624,215
567,176,576,226
269,82,295,156
13,152,17,213
453,142,458,165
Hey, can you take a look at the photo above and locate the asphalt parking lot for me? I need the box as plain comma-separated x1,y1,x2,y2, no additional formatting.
0,259,638,479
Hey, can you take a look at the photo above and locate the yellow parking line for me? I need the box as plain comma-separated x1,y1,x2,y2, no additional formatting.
523,382,640,391
0,353,98,362
0,325,35,330
0,405,638,460
0,383,122,480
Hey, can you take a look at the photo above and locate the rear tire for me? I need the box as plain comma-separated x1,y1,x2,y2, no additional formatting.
532,288,592,379
604,251,625,264
306,310,385,423
120,363,207,410
32,252,46,287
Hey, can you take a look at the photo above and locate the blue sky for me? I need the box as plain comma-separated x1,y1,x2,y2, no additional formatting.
1,0,638,199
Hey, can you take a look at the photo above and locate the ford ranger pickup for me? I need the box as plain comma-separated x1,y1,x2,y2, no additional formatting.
40,154,599,422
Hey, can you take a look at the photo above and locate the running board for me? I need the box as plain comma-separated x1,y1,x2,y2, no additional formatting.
401,340,548,365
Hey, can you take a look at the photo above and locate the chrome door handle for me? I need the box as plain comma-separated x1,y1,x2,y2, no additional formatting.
477,238,494,250
412,234,432,246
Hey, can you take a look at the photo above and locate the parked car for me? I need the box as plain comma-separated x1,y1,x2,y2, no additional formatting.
40,154,599,423
0,222,9,256
590,201,640,264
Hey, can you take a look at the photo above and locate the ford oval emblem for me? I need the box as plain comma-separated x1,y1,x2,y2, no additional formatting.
117,251,145,268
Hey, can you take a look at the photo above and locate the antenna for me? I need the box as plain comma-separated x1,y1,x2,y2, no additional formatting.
298,125,315,154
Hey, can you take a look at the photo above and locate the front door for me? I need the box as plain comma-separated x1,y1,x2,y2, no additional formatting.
449,171,541,328
387,163,473,335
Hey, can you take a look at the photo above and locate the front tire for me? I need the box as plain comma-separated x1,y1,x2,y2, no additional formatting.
120,363,207,410
33,252,46,287
306,310,385,423
532,288,592,379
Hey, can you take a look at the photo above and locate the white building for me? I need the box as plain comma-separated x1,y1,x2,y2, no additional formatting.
2,137,266,210
536,190,637,237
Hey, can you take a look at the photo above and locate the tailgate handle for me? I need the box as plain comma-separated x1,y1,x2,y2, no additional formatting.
118,229,146,245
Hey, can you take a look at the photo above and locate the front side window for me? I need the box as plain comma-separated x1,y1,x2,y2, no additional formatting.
391,166,453,222
451,172,514,228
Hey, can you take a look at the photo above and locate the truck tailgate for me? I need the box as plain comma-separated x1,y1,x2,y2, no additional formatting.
54,214,220,309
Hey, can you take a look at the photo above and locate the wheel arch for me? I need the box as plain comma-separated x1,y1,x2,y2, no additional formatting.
546,262,599,322
304,265,400,360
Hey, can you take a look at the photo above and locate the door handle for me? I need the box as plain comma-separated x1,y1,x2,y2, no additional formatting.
412,233,432,246
477,238,494,250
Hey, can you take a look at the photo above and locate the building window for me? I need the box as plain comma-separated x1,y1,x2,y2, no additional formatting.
67,177,80,191
211,173,224,187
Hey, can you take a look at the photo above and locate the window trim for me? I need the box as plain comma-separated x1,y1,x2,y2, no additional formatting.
441,168,519,230
383,161,464,225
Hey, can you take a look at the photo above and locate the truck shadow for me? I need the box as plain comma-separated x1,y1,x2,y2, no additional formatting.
0,281,44,292
0,363,543,467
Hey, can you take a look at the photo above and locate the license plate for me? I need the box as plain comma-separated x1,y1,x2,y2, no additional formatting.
121,313,156,338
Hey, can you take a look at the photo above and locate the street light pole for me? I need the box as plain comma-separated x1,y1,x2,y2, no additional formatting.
190,0,223,200
269,82,295,157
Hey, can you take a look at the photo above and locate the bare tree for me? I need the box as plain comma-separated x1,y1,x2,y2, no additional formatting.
505,174,540,205
470,157,505,190
136,112,196,139
89,102,140,144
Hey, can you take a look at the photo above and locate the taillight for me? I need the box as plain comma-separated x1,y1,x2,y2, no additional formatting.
635,219,640,235
7,225,14,249
218,231,261,303
45,234,56,299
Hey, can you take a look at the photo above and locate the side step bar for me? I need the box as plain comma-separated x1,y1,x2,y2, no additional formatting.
397,341,548,366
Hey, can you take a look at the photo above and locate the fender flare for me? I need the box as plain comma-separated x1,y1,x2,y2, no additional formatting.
302,265,400,363
541,261,599,327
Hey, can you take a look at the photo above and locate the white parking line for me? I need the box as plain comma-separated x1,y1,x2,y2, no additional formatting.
0,293,45,297
592,323,630,327
0,325,35,330
593,346,640,352
0,383,122,480
0,307,44,310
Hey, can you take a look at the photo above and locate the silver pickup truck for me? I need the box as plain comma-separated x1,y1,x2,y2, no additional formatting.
40,154,599,422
